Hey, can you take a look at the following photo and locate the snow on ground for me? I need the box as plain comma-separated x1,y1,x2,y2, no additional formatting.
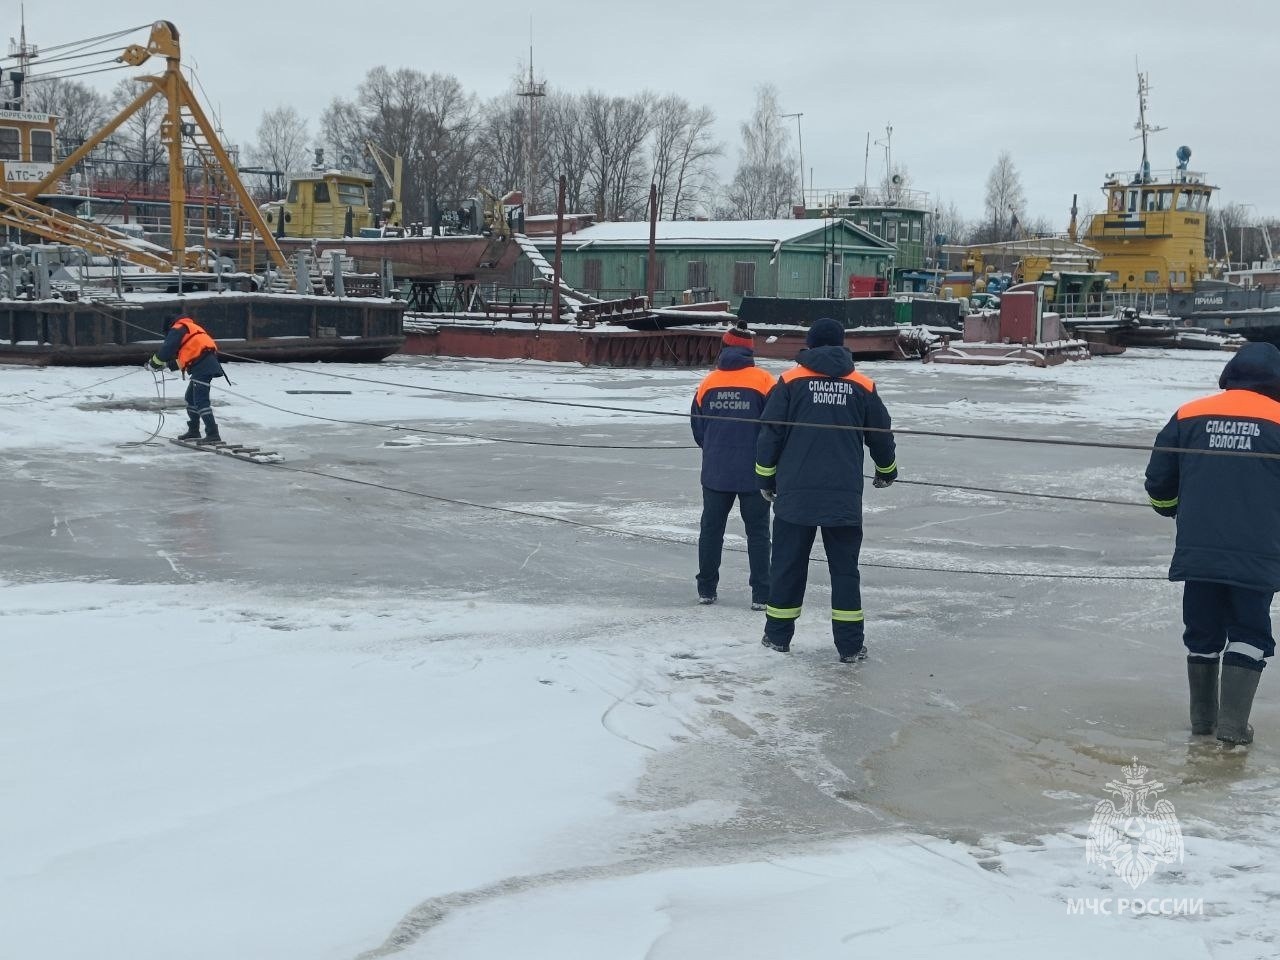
3,348,1280,959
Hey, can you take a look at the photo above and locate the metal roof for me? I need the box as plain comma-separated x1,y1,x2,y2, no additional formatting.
532,218,892,250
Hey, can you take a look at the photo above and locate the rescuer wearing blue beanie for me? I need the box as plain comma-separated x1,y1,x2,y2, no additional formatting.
754,315,898,662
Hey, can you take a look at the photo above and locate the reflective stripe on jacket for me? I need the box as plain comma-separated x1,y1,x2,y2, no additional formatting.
1146,385,1280,590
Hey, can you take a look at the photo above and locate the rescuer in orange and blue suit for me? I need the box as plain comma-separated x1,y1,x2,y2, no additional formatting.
690,322,777,608
1146,341,1280,745
149,313,226,443
755,317,897,662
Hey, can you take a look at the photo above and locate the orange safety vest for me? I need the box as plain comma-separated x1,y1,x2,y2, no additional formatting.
172,317,218,371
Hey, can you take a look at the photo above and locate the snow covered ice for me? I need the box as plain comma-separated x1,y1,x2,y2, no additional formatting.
2,350,1279,959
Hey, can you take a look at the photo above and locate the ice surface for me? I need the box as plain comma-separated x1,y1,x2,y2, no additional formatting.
2,348,1278,959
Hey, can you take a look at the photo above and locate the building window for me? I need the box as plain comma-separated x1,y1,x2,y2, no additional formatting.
0,127,19,160
732,261,756,296
686,260,708,289
885,220,898,243
1144,270,1160,285
910,220,921,241
29,129,52,163
583,258,603,290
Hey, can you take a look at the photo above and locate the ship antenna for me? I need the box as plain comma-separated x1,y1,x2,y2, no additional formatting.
1133,64,1165,184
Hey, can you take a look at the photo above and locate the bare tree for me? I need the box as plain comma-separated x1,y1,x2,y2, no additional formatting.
582,90,652,220
247,105,310,174
1210,201,1260,267
105,77,166,187
981,150,1026,242
477,90,525,200
722,85,796,220
323,67,480,230
24,77,108,148
650,95,721,220
540,93,592,214
932,198,969,248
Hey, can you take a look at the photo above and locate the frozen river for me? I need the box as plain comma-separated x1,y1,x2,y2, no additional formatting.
2,350,1277,958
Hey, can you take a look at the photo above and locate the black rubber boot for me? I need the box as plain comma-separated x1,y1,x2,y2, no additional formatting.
177,419,201,441
1187,659,1219,736
1217,663,1262,745
199,413,221,444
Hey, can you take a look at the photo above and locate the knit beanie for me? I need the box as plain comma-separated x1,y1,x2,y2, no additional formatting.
722,321,754,349
806,317,845,348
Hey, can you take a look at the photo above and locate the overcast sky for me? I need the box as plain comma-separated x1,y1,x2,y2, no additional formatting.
14,0,1280,225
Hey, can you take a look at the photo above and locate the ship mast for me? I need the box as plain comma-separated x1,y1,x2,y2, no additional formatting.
1134,68,1165,184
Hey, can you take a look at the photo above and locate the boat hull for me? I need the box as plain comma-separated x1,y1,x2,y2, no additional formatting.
275,233,524,281
0,294,405,366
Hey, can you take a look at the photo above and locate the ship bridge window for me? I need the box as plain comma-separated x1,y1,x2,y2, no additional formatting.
29,129,52,163
1176,190,1193,211
313,182,331,203
885,220,898,243
1145,270,1160,284
287,181,300,203
336,183,366,206
910,220,921,241
0,127,19,161
1127,189,1139,212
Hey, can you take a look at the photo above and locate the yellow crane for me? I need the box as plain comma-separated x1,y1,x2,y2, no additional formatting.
19,21,289,275
364,141,403,230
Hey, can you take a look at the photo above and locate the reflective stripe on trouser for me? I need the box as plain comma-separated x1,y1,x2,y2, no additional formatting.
185,376,213,420
764,517,864,656
1182,580,1275,672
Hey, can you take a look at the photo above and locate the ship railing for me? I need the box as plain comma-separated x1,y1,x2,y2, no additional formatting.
1101,168,1210,186
803,186,930,211
1052,291,1171,319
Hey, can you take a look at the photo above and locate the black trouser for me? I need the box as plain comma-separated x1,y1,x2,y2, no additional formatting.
764,518,864,657
184,355,222,435
1183,580,1274,672
696,487,771,602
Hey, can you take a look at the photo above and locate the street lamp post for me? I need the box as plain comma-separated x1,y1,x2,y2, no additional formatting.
780,111,804,210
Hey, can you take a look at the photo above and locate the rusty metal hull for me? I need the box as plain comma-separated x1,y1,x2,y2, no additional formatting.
401,326,722,367
0,294,405,366
399,323,925,367
276,233,523,281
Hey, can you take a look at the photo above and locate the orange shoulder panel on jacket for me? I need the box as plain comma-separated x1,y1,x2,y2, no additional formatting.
696,367,773,406
780,365,820,383
1176,389,1280,425
780,365,874,392
843,370,875,391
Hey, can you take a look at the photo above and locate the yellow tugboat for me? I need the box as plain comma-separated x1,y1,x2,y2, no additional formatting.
1083,72,1216,293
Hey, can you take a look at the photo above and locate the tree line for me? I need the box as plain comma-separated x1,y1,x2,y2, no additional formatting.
22,71,1280,267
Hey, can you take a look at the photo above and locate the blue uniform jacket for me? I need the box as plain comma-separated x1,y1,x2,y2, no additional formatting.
1146,342,1280,591
755,345,896,526
690,346,776,493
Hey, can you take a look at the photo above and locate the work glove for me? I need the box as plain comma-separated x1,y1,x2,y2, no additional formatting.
147,354,166,371
1152,503,1177,519
872,464,898,488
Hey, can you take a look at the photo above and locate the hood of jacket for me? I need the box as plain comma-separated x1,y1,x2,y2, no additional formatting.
1219,342,1280,398
796,344,855,378
716,345,756,371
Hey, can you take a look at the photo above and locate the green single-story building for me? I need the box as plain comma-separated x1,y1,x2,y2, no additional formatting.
530,218,896,310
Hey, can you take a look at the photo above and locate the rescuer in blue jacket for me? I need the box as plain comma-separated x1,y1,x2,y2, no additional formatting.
1146,341,1280,745
691,322,777,607
755,317,897,661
